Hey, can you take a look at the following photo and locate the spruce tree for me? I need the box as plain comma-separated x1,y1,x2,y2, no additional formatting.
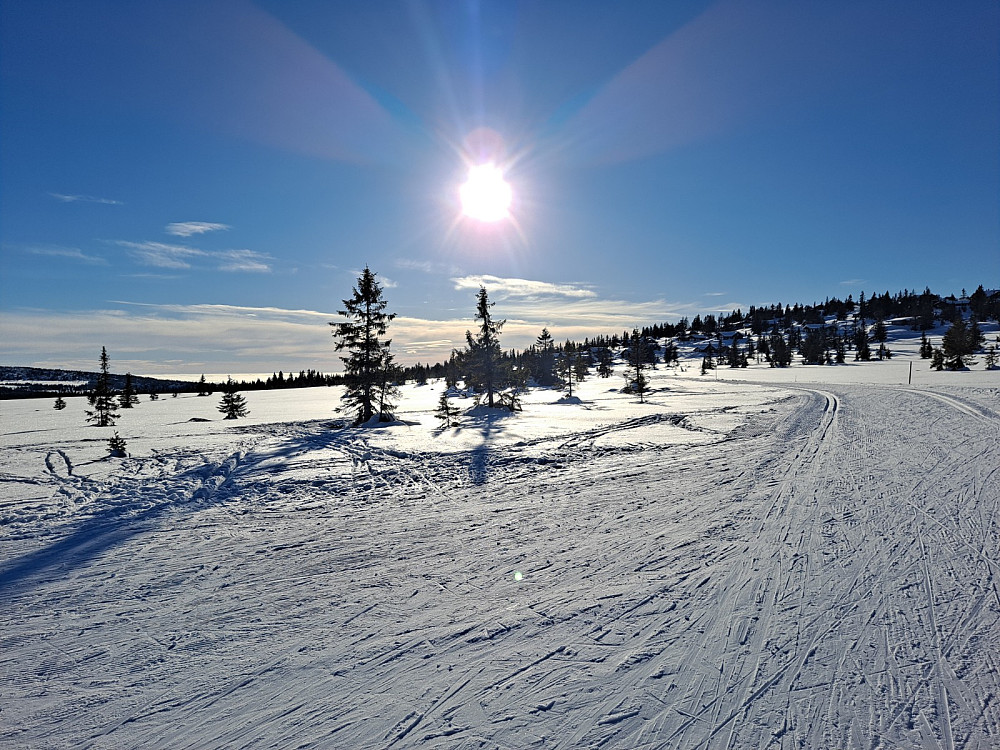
727,341,742,368
627,329,648,402
532,328,558,386
86,346,119,427
444,352,460,389
330,266,396,425
871,319,888,345
985,346,998,370
769,333,792,367
574,345,591,383
218,378,250,419
108,432,127,457
436,389,461,428
853,326,871,361
463,287,506,408
919,332,932,358
942,317,975,369
197,374,211,396
931,347,945,371
701,352,713,375
119,372,139,408
596,347,614,377
54,396,67,410
375,351,401,421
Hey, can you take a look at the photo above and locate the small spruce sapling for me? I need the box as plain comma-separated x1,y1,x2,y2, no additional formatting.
54,396,67,410
931,348,945,371
498,387,522,412
985,346,998,370
436,389,461,428
108,432,127,458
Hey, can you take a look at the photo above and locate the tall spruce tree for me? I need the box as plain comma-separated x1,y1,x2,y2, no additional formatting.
627,329,648,402
86,346,119,427
464,287,505,408
330,266,396,425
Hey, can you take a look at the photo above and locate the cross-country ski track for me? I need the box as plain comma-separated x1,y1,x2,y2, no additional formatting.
1,378,998,749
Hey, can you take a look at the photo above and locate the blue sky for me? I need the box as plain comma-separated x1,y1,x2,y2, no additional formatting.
1,0,997,376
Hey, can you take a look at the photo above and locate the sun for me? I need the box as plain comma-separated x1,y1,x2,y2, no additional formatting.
459,163,512,223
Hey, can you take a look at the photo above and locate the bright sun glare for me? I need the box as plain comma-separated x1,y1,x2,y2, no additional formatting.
459,163,512,223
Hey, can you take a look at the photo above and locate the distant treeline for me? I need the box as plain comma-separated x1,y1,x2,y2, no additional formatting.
4,284,998,400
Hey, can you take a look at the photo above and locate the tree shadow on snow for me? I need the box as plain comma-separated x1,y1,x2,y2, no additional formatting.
459,407,516,486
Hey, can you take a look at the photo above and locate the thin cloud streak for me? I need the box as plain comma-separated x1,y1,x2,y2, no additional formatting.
165,222,231,237
116,241,272,272
48,192,123,205
452,274,596,299
117,241,203,269
26,245,107,265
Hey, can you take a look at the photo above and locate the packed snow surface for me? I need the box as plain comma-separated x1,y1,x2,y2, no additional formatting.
1,365,998,748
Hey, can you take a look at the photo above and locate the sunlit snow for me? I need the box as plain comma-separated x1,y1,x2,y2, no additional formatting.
1,345,998,748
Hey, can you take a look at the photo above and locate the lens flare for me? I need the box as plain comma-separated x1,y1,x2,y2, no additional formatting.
459,163,513,223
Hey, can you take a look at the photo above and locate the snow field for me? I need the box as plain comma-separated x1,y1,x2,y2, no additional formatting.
1,365,998,748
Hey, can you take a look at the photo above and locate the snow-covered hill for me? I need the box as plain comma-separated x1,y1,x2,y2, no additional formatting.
1,365,998,748
0,366,197,398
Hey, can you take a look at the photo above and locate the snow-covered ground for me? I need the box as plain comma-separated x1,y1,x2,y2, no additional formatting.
1,362,998,748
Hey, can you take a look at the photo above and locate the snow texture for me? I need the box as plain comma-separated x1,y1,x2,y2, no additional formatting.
1,360,998,748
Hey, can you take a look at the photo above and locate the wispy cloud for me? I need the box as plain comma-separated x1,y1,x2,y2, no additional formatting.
704,291,727,297
49,192,123,205
452,275,597,300
395,258,461,276
117,241,204,269
26,245,107,265
216,249,272,273
165,222,231,237
840,279,866,287
117,241,272,273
